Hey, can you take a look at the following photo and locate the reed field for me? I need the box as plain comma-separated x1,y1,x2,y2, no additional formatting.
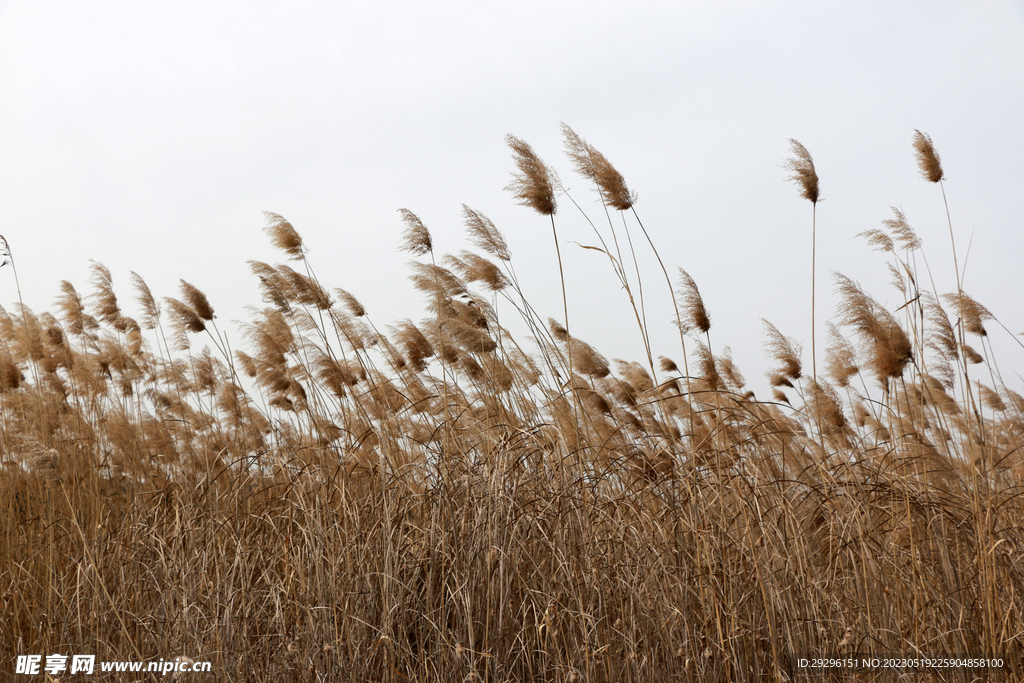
2,127,1023,682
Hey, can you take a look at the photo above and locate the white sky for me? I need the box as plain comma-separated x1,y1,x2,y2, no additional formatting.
2,1,1022,397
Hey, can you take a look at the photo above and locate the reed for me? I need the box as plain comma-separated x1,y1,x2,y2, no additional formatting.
1,129,1021,682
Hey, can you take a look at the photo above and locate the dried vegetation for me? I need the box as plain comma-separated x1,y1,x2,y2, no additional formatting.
1,130,1023,682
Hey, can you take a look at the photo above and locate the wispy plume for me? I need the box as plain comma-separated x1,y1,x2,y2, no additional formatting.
398,209,433,256
505,135,557,216
675,268,711,335
912,130,944,183
834,273,913,383
784,139,820,204
264,212,305,260
762,320,803,383
561,123,636,210
462,205,510,261
179,280,215,322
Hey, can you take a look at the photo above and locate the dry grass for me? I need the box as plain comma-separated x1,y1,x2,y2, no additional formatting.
2,130,1023,682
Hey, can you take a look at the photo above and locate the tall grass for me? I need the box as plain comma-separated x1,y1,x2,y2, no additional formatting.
1,130,1023,682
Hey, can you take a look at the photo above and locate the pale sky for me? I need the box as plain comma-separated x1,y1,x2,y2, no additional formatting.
2,1,1022,397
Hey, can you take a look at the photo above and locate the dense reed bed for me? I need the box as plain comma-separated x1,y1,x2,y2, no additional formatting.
2,128,1023,682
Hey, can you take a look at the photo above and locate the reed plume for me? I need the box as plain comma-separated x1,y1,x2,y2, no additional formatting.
912,130,944,183
784,139,819,204
264,211,305,259
882,207,921,251
164,298,205,348
823,323,858,388
561,123,636,210
179,280,215,321
129,272,160,329
0,235,10,269
805,378,849,443
761,319,802,383
505,135,557,216
943,291,992,337
462,205,511,261
834,273,913,383
443,252,508,292
55,281,92,336
675,268,711,335
398,209,433,256
89,261,125,331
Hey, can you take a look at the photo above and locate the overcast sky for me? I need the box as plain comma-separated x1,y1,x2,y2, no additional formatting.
2,1,1022,397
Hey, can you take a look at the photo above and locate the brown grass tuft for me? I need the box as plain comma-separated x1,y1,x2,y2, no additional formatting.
912,129,944,183
334,289,366,317
882,206,921,251
505,135,557,216
264,211,305,259
834,273,913,383
659,356,679,374
398,208,433,256
462,205,511,261
164,297,205,348
444,252,508,292
129,272,160,329
88,261,125,331
55,280,92,336
784,139,820,203
761,319,802,382
179,280,215,321
561,123,636,210
675,268,711,334
943,291,992,337
823,323,859,388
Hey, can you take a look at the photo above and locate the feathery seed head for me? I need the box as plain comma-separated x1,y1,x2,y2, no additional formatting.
249,261,291,311
943,292,992,337
165,298,206,348
858,228,894,254
784,139,820,203
398,209,433,255
963,344,983,364
912,130,944,183
676,268,711,334
834,273,912,382
130,272,160,329
824,323,859,388
179,280,215,321
694,342,721,390
276,265,332,309
548,318,569,342
89,261,125,331
882,207,921,251
394,320,434,373
505,134,557,216
264,212,305,259
409,262,467,300
806,379,849,440
923,292,957,375
55,281,90,336
570,338,610,378
335,289,366,317
717,347,746,390
978,382,1005,412
462,205,511,261
444,252,509,291
561,123,636,210
659,356,679,373
761,319,802,381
